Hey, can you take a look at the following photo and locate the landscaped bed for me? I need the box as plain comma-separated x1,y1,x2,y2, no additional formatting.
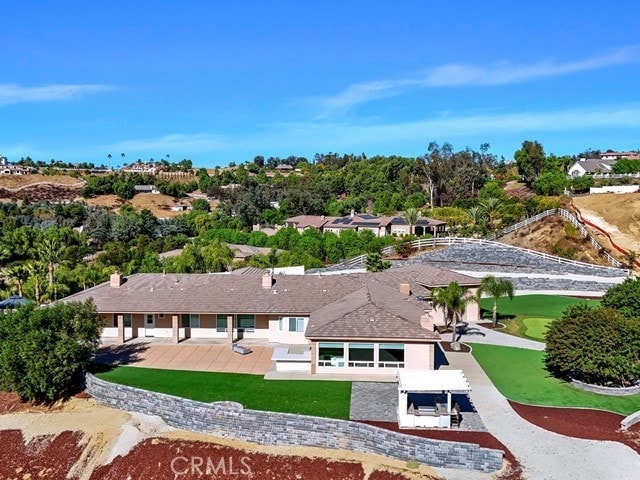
470,343,640,415
94,366,352,419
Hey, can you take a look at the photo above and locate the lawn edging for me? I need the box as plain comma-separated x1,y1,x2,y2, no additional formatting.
569,378,640,396
85,373,503,473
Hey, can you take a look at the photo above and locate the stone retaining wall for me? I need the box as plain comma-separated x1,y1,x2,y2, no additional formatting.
85,374,503,473
570,378,640,396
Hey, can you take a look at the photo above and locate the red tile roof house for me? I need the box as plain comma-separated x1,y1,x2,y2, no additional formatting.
63,265,480,376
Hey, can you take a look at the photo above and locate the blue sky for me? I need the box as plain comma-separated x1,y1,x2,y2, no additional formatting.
1,1,640,167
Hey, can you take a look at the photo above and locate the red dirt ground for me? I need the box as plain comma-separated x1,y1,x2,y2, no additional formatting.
0,391,39,414
89,438,427,480
0,430,84,479
362,421,522,480
508,401,640,453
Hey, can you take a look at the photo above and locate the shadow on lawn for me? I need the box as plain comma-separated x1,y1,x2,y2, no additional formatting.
480,308,515,321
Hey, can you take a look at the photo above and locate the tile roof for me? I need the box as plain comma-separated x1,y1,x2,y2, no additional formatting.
306,280,439,340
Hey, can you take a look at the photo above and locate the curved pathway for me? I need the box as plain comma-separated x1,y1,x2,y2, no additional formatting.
459,323,545,351
442,352,640,480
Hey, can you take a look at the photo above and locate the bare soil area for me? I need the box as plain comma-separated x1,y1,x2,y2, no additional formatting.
82,193,187,218
503,181,535,200
0,174,84,189
573,193,640,253
500,215,611,266
0,396,438,480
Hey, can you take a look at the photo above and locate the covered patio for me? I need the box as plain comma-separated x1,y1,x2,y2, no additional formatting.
398,369,471,429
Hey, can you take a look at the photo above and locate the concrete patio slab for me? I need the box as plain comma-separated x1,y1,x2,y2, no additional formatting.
95,342,274,375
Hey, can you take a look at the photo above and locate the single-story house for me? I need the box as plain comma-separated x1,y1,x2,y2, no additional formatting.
285,212,446,237
568,158,616,177
62,264,480,376
134,184,160,194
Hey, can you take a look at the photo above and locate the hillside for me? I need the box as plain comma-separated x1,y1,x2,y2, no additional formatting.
573,193,640,254
499,215,611,266
0,174,85,201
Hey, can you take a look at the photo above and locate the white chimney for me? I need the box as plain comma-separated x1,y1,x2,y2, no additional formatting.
262,273,273,289
110,272,123,288
350,209,355,217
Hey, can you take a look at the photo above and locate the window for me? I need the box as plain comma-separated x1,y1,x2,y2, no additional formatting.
114,313,132,327
318,342,344,367
216,314,228,333
181,314,200,328
378,343,405,368
279,317,305,332
348,343,374,367
237,314,255,332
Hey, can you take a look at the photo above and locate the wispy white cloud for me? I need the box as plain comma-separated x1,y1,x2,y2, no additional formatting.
310,46,640,115
0,83,114,106
103,103,640,158
109,133,234,153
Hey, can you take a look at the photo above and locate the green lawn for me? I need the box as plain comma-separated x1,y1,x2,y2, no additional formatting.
479,294,600,319
521,317,552,341
471,343,640,415
479,294,600,340
95,366,351,419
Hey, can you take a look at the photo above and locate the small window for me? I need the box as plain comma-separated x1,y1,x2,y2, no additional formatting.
114,313,132,327
216,314,228,332
289,317,304,332
237,314,255,332
181,314,200,328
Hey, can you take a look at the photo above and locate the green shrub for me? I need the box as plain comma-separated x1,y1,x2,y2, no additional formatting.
545,305,640,387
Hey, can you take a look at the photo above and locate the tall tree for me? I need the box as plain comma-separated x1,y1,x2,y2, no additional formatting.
36,236,62,288
514,140,546,185
477,275,515,327
402,207,420,236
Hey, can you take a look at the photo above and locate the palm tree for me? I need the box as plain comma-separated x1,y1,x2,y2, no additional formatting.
466,206,484,232
478,275,515,327
36,237,62,288
0,244,10,266
431,281,473,346
479,197,502,230
365,252,390,272
25,261,45,305
402,207,420,236
4,263,29,297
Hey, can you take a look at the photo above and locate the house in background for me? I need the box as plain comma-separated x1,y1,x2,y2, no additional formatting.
134,184,160,194
62,264,480,376
285,211,446,237
568,158,616,177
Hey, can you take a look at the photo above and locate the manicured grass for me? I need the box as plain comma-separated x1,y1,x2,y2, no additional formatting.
479,294,600,319
521,317,552,341
471,343,640,415
95,366,351,419
479,295,601,340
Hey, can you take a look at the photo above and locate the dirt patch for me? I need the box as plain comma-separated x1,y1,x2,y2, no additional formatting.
0,173,84,189
362,421,521,480
0,392,42,414
0,182,84,202
82,193,187,218
439,342,472,353
0,397,440,480
500,215,611,266
573,193,640,254
89,438,430,480
0,429,84,479
508,401,640,454
476,322,506,330
503,181,535,201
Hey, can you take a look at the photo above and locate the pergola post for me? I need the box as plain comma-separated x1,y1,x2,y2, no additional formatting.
447,391,452,413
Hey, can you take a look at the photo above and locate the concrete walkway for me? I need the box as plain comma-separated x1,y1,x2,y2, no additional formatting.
459,323,546,351
441,352,640,480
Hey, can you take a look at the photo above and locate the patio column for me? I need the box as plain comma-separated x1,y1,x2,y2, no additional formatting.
447,391,452,413
227,314,234,344
117,314,125,344
310,341,317,374
172,315,179,344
